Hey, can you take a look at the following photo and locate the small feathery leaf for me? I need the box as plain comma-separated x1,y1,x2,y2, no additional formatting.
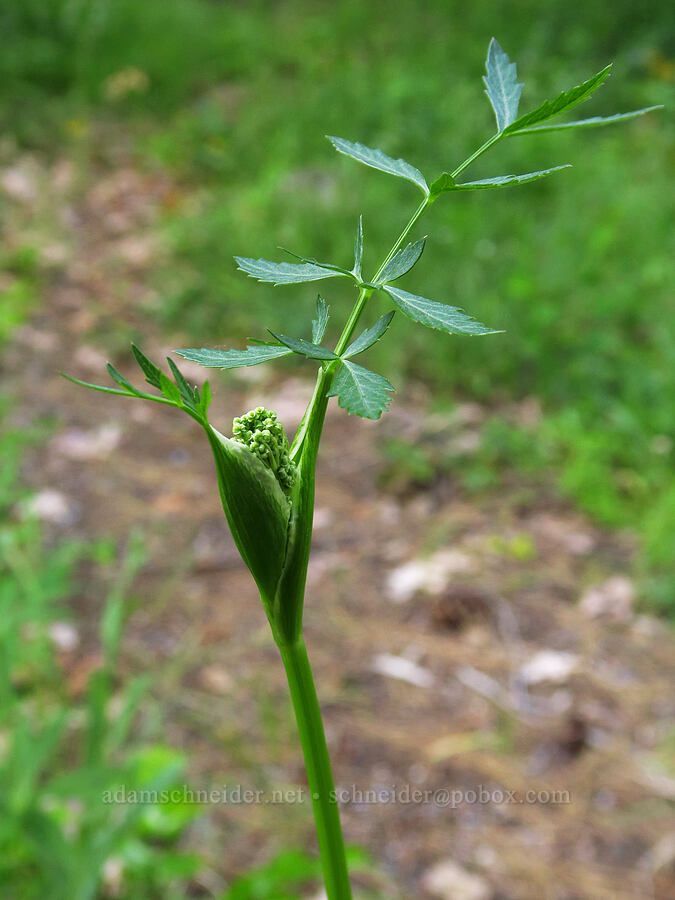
106,363,139,394
167,358,198,409
131,344,162,389
61,373,178,408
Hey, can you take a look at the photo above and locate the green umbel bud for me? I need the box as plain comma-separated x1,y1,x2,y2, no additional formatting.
232,407,296,493
206,425,292,607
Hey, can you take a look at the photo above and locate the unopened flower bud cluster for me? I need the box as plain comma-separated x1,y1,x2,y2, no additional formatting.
232,407,296,493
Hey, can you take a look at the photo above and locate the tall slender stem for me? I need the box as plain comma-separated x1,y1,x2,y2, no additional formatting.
282,135,503,896
279,637,352,900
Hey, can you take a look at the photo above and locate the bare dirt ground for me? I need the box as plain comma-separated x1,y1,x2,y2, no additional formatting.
3,151,675,900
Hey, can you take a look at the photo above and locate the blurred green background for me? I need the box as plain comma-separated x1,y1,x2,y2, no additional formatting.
0,0,672,897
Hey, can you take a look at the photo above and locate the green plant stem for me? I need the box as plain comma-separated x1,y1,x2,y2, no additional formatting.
278,636,352,900
282,135,504,897
280,199,435,895
450,132,502,179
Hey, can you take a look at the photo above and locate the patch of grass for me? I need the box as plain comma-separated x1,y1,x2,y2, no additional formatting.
459,413,674,612
0,246,40,344
220,846,386,900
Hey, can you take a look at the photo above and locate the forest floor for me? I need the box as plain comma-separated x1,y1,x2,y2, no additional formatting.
4,149,675,900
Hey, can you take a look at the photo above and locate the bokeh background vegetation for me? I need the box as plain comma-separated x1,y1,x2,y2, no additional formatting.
0,0,672,897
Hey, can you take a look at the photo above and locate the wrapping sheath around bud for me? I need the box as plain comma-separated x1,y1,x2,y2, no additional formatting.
205,427,292,607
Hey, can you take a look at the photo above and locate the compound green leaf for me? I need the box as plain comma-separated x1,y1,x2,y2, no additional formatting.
175,345,293,369
342,311,395,359
235,256,348,285
327,135,429,195
511,105,662,134
483,38,523,133
311,295,329,343
328,360,394,419
504,64,612,135
378,238,426,284
384,286,500,335
268,331,338,361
